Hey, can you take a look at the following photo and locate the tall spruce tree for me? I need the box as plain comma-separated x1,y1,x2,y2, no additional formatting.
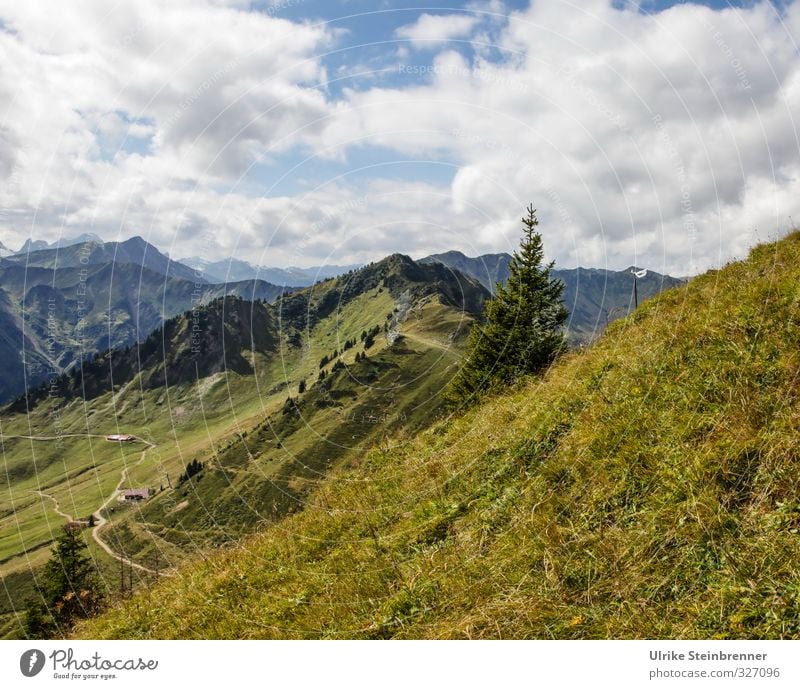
448,205,568,403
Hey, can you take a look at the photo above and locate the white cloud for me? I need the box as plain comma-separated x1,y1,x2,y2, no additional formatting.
314,0,800,274
0,1,798,276
395,13,479,49
0,0,335,250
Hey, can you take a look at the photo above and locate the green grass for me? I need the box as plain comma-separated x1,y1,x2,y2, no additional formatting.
77,230,800,639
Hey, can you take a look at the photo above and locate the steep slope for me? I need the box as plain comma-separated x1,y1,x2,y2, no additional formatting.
557,265,685,343
15,296,278,409
57,254,488,555
0,288,53,401
420,250,685,343
0,261,286,402
79,231,800,640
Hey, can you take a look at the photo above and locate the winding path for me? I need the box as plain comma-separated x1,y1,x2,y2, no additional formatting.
89,439,174,577
401,330,460,356
31,490,80,524
11,433,175,578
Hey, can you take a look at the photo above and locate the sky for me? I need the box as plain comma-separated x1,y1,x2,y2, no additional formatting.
0,0,798,275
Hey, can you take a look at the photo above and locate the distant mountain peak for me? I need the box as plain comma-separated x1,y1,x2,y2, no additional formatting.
16,233,104,254
16,238,50,254
179,255,363,288
121,235,149,247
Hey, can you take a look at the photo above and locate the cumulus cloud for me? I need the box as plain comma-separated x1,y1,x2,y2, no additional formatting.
395,13,480,48
0,0,334,251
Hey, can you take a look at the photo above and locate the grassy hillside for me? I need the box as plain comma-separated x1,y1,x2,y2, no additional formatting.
78,231,800,639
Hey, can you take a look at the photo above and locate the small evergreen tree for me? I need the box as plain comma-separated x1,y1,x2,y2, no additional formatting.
24,525,103,638
448,205,567,403
298,378,306,394
179,459,203,483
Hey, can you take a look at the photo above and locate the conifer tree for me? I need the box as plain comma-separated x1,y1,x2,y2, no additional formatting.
448,205,567,403
24,525,103,638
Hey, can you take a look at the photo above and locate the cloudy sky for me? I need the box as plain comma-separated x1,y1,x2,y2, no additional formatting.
0,0,798,274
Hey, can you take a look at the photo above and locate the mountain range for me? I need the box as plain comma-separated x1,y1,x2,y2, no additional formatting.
0,236,683,404
0,250,490,638
14,233,104,255
3,236,203,283
419,250,685,343
179,255,363,287
0,229,712,641
0,238,288,402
